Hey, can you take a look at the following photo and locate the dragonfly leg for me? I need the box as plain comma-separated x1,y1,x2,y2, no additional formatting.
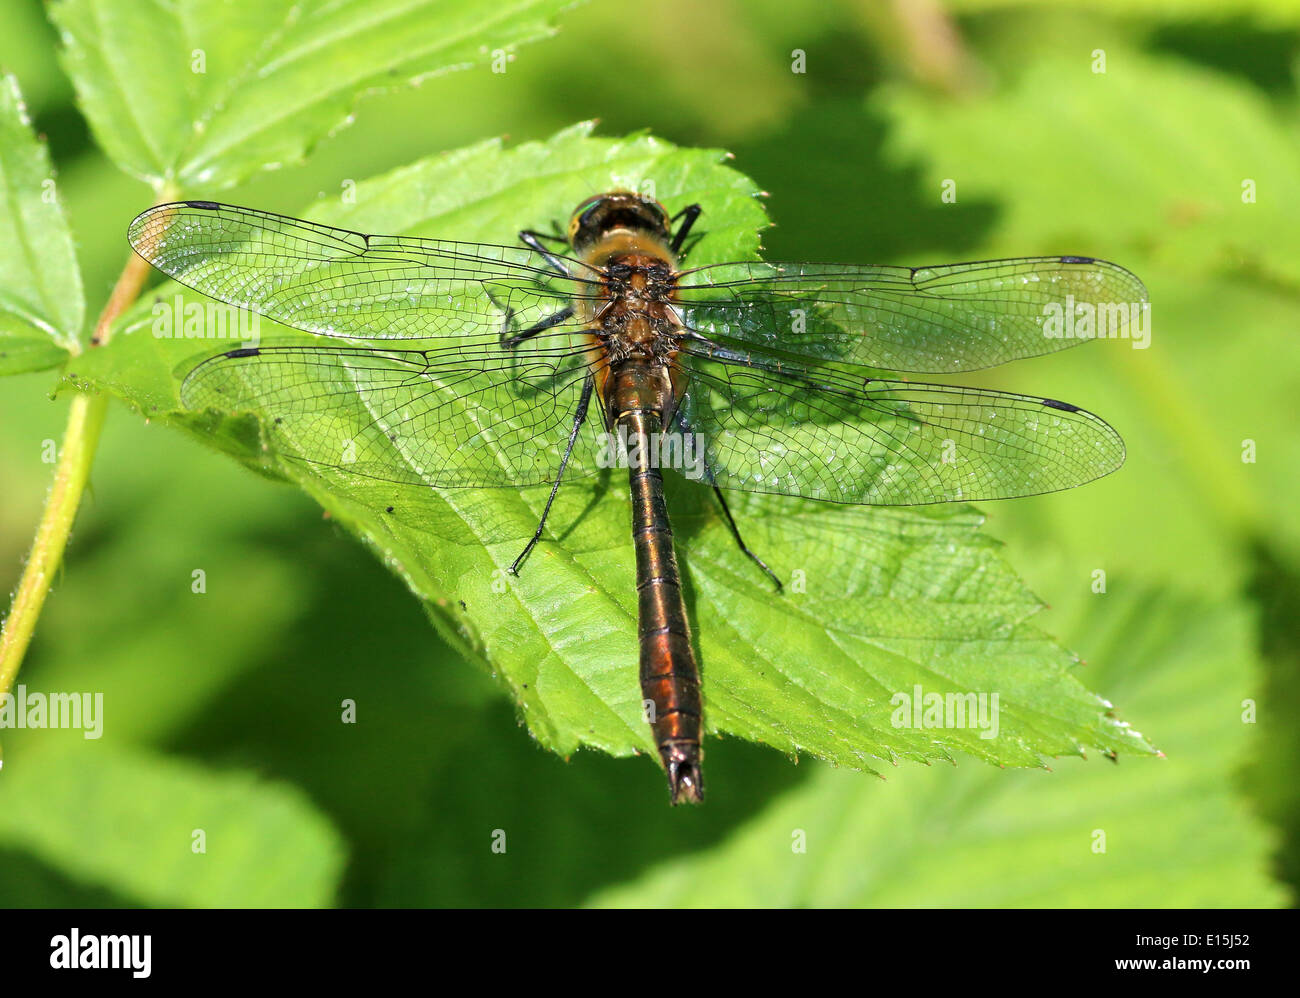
519,230,573,277
509,374,595,575
670,404,781,591
710,485,783,593
670,204,703,257
521,225,568,244
500,305,575,350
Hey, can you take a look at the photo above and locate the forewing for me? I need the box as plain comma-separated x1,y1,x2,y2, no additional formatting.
129,201,601,342
181,342,603,488
675,349,1125,504
675,257,1148,374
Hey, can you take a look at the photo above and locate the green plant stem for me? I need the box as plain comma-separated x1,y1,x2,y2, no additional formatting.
0,188,169,697
0,391,105,695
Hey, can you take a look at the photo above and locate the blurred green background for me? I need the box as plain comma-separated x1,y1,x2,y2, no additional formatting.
1,0,1296,907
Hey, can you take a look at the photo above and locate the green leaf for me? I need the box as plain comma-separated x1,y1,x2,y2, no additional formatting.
71,125,1153,786
0,741,345,907
869,40,1300,898
588,589,1286,907
0,73,82,369
878,48,1300,291
50,0,579,190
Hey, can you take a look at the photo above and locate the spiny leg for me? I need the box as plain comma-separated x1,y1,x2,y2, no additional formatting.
670,204,703,257
485,285,573,350
672,405,782,592
500,304,574,350
519,229,573,277
509,374,595,575
499,230,580,346
524,221,570,245
710,484,783,592
506,227,591,572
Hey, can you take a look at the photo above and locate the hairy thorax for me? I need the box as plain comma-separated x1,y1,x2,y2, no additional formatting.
577,232,685,423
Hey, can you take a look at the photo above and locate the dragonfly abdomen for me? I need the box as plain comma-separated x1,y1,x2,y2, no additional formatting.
618,404,704,805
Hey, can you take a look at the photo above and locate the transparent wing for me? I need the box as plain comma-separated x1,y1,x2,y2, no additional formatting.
675,257,1148,374
674,347,1124,504
129,201,603,343
181,342,604,488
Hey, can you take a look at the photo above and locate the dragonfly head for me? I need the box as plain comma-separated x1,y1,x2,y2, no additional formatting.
568,191,672,257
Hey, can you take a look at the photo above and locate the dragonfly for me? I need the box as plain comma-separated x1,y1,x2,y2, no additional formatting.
127,192,1147,804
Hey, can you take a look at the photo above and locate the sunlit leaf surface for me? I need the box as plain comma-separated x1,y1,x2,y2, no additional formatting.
51,0,579,189
0,742,344,907
0,74,81,368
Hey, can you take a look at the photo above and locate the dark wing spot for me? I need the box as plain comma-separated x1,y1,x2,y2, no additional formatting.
1042,397,1080,412
225,347,261,358
185,200,221,210
1059,255,1095,264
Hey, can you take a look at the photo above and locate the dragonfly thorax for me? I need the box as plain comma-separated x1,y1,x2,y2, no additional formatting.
583,251,683,366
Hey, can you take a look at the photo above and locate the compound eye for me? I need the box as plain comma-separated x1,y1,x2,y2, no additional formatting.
570,194,604,223
639,197,669,226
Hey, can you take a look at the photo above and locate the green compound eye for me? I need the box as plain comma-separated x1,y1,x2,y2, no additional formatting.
569,193,605,225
